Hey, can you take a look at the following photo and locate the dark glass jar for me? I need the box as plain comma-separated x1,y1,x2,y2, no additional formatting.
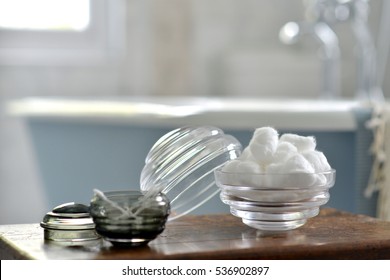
90,190,170,247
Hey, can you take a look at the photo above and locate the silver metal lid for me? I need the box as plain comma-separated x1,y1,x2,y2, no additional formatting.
41,202,95,230
41,202,100,242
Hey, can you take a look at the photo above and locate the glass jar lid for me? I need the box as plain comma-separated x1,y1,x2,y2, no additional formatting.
140,126,242,220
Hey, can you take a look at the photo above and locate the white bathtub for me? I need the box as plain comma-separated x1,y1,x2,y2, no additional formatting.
7,96,378,217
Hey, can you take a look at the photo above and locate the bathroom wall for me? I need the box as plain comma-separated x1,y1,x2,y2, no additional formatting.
0,0,388,224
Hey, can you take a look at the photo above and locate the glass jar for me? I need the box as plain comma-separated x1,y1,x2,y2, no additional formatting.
89,190,170,247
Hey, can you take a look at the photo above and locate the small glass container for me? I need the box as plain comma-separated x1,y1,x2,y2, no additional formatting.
89,190,170,247
214,169,336,231
140,126,242,220
40,202,100,244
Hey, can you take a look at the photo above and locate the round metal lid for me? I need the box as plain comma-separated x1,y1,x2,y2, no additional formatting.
40,202,95,230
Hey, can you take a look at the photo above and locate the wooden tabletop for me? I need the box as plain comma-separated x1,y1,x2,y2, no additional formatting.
1,208,390,260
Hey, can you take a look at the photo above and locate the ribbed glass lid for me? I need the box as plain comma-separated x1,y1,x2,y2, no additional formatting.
140,126,242,220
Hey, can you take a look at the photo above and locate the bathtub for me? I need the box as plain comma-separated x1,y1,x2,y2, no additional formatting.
7,96,378,217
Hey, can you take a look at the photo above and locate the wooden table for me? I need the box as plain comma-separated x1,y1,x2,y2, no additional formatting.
1,208,390,260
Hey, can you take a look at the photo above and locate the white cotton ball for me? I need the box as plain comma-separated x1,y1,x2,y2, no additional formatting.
249,127,279,165
236,160,263,174
239,147,256,161
253,127,279,142
313,174,327,186
272,141,298,162
266,160,313,188
220,160,242,186
222,158,262,174
221,159,263,186
279,133,316,152
264,162,285,187
249,142,277,165
280,153,316,187
266,162,285,173
282,153,315,173
237,161,263,187
221,159,241,172
220,160,261,187
302,150,331,173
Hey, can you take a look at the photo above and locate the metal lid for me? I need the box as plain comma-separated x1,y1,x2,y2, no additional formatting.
41,202,100,243
40,202,95,230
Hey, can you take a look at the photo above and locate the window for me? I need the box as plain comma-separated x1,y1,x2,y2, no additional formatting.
0,0,90,31
0,0,126,65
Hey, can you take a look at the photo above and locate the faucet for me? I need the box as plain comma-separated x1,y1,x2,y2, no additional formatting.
348,0,379,100
279,0,378,100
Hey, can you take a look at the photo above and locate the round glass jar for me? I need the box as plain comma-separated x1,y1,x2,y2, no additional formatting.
89,190,170,247
215,168,336,231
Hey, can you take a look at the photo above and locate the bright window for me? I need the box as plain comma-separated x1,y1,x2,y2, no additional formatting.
0,0,90,31
0,0,125,65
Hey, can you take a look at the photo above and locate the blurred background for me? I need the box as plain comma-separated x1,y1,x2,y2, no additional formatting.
1,0,389,224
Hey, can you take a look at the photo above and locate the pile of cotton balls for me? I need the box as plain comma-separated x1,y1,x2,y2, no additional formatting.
221,127,332,188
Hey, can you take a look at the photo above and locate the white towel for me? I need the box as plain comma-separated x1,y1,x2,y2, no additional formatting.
378,105,390,220
365,103,390,220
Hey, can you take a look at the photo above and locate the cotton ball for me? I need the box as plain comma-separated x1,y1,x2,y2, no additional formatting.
263,162,310,200
249,127,279,165
252,127,279,147
220,160,242,186
280,153,316,187
249,142,276,166
279,133,316,152
266,162,285,173
272,141,298,162
221,159,241,173
302,150,331,187
222,158,262,174
234,160,263,187
221,159,263,187
282,153,315,173
265,160,305,188
264,162,285,188
253,126,279,141
302,150,331,173
239,147,256,161
236,160,263,174
313,174,328,186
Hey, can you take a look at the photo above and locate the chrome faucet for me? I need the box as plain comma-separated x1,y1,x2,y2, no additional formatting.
279,0,378,100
